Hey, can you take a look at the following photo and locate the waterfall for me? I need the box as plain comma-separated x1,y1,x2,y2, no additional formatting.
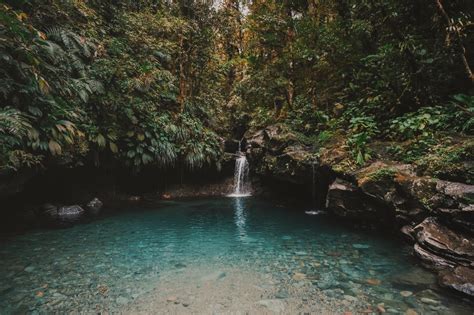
305,161,324,215
228,141,251,197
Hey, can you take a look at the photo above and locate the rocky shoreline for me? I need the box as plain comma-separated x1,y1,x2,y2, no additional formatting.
245,124,474,298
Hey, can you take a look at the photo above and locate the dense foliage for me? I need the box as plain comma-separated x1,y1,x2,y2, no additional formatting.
1,0,473,179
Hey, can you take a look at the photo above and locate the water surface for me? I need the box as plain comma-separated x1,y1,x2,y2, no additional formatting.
0,198,472,314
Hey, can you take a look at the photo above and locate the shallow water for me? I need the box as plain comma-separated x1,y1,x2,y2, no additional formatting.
0,197,472,314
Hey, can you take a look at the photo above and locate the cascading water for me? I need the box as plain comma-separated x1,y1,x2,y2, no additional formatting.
305,161,323,215
228,141,251,197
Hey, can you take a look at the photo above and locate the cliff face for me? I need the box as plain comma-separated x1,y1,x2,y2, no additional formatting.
245,125,474,297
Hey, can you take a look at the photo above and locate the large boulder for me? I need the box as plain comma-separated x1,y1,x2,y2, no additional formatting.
254,145,314,184
412,217,474,297
326,178,379,219
413,217,473,267
246,125,316,185
246,124,300,155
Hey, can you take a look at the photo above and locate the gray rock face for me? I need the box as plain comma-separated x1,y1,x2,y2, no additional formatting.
86,198,103,215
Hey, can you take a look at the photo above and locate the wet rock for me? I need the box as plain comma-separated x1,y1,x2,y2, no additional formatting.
420,297,439,305
201,271,226,282
292,272,306,281
343,295,358,302
436,180,474,204
366,278,381,286
413,217,474,267
392,269,437,287
116,296,128,305
57,205,85,223
40,203,58,220
352,244,370,249
24,266,35,273
413,244,456,269
400,225,415,243
400,291,413,297
86,198,103,215
438,266,474,297
326,179,376,219
166,296,178,303
257,299,286,313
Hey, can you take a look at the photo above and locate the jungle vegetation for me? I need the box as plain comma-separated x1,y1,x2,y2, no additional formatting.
1,0,473,181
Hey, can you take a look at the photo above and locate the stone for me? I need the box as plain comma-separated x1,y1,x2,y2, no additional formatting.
292,272,306,281
352,244,370,249
413,244,455,269
400,291,413,297
366,278,381,285
57,205,86,222
392,269,437,287
24,266,35,273
257,299,286,313
116,296,129,305
201,271,226,282
400,225,415,242
438,266,474,297
436,180,474,204
413,217,474,267
420,297,439,305
343,295,358,302
166,296,178,303
326,179,377,219
405,309,418,315
40,203,58,220
86,198,103,215
377,304,386,313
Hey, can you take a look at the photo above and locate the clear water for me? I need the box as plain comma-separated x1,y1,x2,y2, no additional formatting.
0,198,472,314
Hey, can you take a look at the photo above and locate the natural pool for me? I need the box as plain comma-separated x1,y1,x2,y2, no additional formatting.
0,197,472,314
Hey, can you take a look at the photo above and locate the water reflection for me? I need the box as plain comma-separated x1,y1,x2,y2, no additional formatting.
233,197,247,241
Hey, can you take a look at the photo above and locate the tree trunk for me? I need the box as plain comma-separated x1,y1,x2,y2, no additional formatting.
435,0,474,84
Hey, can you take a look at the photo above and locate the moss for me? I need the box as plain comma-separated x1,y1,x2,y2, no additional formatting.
367,168,397,182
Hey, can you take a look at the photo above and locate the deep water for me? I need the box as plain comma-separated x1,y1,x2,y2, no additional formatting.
0,197,472,314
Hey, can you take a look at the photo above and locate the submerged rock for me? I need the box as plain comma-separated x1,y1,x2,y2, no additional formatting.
257,299,286,313
438,266,474,297
86,198,103,215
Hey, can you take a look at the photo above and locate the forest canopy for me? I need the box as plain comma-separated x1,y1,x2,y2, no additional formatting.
1,0,473,178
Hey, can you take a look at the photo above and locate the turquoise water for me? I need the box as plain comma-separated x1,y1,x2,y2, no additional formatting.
0,197,472,314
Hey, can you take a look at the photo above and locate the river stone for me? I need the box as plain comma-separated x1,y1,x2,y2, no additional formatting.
86,198,103,215
392,269,437,287
201,271,226,282
257,299,286,313
116,296,128,305
352,244,370,249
